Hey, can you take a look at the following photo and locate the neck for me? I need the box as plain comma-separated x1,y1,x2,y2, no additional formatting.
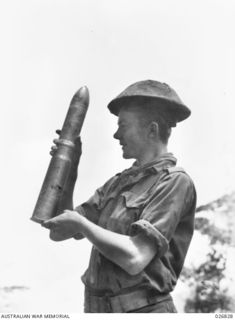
136,144,168,166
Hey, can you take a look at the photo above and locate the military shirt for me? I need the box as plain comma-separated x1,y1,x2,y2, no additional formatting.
75,153,196,295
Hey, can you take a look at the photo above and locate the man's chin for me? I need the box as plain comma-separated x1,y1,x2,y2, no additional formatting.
122,151,133,159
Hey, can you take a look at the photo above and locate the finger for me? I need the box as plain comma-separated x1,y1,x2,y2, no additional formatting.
53,139,60,145
50,150,57,156
63,209,76,216
49,230,69,242
41,220,56,229
64,209,73,213
50,146,58,156
56,129,61,136
51,146,57,152
73,233,84,240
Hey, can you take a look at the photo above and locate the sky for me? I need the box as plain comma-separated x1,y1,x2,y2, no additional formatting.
0,0,235,314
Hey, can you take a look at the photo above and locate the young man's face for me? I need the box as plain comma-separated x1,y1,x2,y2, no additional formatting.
113,108,148,161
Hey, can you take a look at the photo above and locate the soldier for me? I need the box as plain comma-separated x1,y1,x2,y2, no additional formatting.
42,80,197,313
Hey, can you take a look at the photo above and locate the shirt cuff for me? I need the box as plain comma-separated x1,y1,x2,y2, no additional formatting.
130,219,169,258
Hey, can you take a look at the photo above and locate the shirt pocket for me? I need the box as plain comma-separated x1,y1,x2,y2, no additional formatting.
106,191,149,234
122,190,149,209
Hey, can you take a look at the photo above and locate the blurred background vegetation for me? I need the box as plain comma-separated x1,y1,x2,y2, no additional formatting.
173,192,235,312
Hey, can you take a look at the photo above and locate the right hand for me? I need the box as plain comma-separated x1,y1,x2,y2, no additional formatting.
50,129,82,170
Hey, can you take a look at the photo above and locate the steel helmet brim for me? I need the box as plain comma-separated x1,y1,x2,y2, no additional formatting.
107,80,191,124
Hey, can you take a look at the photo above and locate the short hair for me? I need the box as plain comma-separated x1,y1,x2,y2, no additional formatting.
125,100,174,144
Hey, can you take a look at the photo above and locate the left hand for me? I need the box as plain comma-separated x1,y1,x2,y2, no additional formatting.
41,210,84,241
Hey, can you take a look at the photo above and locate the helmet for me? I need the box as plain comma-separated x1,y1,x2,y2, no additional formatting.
107,80,191,124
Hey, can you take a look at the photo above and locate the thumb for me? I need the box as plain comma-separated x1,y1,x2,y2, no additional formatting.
41,219,56,229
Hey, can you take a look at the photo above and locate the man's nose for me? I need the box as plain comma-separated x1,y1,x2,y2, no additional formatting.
113,129,120,140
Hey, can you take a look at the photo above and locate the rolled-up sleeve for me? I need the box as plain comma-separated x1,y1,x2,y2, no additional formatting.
130,219,169,257
130,172,196,257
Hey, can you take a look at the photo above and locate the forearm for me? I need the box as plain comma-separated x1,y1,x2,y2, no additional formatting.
42,209,157,271
79,215,141,274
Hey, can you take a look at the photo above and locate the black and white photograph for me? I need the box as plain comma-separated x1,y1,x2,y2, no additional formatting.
1,0,235,316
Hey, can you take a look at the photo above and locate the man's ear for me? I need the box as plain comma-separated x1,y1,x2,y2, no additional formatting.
148,122,159,139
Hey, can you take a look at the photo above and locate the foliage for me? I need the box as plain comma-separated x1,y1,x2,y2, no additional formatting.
181,212,234,313
194,217,231,245
182,247,232,312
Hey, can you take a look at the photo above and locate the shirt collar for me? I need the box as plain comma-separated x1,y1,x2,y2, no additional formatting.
123,153,177,177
